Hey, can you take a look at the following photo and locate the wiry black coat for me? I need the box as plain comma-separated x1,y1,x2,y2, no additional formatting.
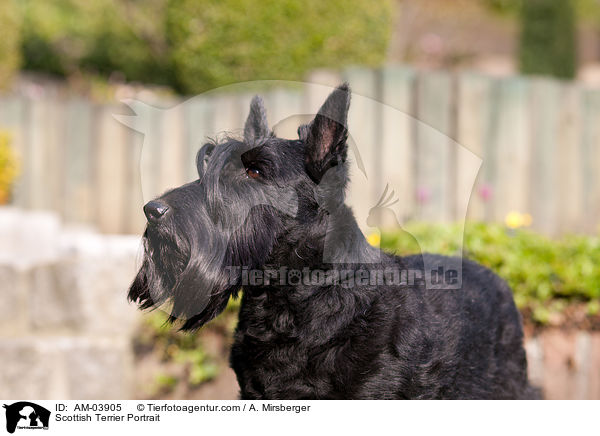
129,84,540,399
232,252,536,399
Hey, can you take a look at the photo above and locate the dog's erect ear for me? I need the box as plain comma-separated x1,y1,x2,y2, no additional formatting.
304,83,351,183
244,96,270,143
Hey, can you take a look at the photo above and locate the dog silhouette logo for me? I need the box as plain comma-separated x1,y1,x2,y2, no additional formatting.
3,402,50,434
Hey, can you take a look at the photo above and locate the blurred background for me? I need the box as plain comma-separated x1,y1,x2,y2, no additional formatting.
0,0,599,400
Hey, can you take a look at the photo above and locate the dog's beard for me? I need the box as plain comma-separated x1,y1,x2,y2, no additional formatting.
128,201,283,330
128,228,187,310
128,223,239,330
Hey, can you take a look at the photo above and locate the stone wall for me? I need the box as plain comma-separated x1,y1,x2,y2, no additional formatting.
0,208,140,399
526,330,600,400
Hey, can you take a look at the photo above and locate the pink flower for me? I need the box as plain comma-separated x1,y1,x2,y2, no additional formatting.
478,184,493,202
416,186,431,204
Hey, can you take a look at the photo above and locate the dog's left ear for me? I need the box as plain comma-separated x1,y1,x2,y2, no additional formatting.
303,83,351,183
244,96,270,143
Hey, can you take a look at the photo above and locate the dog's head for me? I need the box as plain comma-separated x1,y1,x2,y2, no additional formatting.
129,84,352,329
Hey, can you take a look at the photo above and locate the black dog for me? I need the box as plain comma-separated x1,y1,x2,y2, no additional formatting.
129,84,539,399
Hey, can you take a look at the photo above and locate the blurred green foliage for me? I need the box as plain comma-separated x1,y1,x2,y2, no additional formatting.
136,298,240,394
136,309,219,395
166,0,393,93
482,0,600,22
0,0,21,89
10,0,392,94
381,222,600,324
481,0,522,16
18,0,171,84
518,0,577,79
576,0,600,22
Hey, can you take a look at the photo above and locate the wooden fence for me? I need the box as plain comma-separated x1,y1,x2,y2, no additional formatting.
1,67,599,236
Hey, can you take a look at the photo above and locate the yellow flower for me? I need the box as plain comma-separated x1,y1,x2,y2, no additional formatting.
505,211,533,229
505,212,521,229
367,232,381,247
0,132,19,205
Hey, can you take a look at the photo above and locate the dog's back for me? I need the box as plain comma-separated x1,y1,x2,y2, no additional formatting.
352,253,540,399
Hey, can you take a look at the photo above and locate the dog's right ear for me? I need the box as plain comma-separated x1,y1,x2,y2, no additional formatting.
244,96,270,143
304,83,351,183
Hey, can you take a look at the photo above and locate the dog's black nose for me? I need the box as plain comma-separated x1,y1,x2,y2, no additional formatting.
144,200,170,223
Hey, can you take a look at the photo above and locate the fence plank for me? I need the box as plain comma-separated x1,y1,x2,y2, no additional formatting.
379,66,416,227
529,78,561,235
343,67,380,232
235,93,255,139
267,88,303,140
123,121,145,236
415,71,453,222
63,99,93,224
211,93,242,141
95,104,128,233
491,78,531,223
159,102,186,193
580,89,600,234
27,99,59,211
138,105,163,205
305,70,343,113
456,73,493,222
185,97,213,182
46,99,66,213
556,84,584,235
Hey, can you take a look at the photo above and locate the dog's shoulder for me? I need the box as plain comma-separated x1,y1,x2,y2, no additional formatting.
385,252,520,335
399,252,513,299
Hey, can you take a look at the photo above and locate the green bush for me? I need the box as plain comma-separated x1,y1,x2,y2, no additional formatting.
576,0,600,23
519,0,577,79
481,0,521,17
166,0,393,94
15,0,392,94
18,0,171,84
381,222,600,324
0,0,21,89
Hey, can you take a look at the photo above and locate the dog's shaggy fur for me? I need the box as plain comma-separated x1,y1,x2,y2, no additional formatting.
129,84,539,399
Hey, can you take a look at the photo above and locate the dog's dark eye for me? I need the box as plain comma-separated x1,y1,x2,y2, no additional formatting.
246,167,261,179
